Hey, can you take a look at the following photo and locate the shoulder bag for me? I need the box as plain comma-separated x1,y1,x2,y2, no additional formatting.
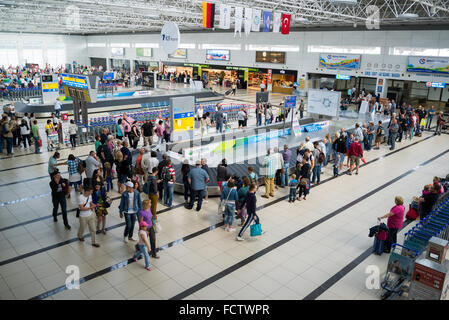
218,188,233,215
76,197,89,218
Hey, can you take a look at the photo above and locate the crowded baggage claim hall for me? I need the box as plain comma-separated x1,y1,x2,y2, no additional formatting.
0,0,448,304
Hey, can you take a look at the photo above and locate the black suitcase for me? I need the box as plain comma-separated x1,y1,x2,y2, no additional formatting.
275,169,283,186
225,89,232,95
333,165,339,177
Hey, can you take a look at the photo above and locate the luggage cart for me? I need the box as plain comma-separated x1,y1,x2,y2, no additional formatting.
381,244,420,300
46,132,58,151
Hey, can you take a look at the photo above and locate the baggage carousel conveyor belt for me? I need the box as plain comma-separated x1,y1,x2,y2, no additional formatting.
9,90,224,118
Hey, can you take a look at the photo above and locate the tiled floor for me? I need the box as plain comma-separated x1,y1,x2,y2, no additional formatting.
0,89,447,300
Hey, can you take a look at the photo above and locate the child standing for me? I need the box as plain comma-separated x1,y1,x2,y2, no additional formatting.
288,174,299,203
247,166,258,186
221,181,239,232
104,162,113,192
132,221,152,271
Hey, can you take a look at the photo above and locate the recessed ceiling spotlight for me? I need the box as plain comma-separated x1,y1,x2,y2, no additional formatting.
330,0,357,6
397,13,419,19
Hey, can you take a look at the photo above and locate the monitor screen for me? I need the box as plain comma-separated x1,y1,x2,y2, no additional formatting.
136,48,152,57
41,75,53,83
206,49,230,61
255,51,285,64
169,48,187,59
111,48,125,56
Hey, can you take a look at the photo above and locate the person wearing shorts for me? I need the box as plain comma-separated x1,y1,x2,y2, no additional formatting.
348,137,363,176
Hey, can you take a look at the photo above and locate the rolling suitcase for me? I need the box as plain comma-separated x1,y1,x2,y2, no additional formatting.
333,165,339,177
373,236,385,255
225,89,232,95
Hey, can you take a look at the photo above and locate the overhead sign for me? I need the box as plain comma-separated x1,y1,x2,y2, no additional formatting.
61,73,88,89
407,56,449,75
336,74,351,80
319,54,360,69
103,72,114,80
426,82,447,88
161,21,180,55
284,95,296,109
42,83,58,93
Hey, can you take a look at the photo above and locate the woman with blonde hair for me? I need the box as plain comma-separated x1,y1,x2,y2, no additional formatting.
378,196,405,253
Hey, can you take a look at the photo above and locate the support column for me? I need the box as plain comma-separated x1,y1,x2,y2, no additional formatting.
375,78,388,98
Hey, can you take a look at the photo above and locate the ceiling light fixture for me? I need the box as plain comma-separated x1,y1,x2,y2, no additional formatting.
0,0,17,7
397,13,419,19
330,0,358,6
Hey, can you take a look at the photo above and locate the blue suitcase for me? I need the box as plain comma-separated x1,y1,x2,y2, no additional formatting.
373,237,385,255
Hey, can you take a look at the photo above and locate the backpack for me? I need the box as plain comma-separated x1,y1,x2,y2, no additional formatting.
318,151,325,164
161,166,171,182
2,123,9,135
77,158,85,174
248,173,258,186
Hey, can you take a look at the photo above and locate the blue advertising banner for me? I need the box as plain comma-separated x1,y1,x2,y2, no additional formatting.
284,95,296,109
61,73,89,89
407,56,449,75
103,72,114,80
263,11,272,32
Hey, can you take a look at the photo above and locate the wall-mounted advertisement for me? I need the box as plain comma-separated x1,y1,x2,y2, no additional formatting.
206,49,230,61
136,48,152,57
111,48,125,57
319,53,360,69
255,51,286,64
168,48,187,59
407,56,449,75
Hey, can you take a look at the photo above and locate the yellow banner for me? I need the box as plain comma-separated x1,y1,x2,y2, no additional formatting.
174,117,194,132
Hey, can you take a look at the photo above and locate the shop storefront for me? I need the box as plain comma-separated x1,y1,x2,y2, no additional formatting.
134,60,159,73
202,68,237,87
248,68,297,94
110,58,130,72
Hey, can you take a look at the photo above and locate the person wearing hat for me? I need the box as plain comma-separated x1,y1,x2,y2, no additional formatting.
132,220,151,271
119,181,142,243
187,160,210,211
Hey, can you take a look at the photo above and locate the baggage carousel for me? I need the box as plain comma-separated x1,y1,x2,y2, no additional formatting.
8,86,223,118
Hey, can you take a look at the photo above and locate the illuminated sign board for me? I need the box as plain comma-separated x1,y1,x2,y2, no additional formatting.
426,82,446,88
61,73,89,89
336,74,351,80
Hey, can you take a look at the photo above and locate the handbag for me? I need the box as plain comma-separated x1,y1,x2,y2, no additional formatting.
218,188,233,215
250,223,262,237
154,221,162,233
104,196,112,208
38,139,42,147
76,197,89,218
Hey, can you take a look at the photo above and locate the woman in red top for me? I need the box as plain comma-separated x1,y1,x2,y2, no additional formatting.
378,196,405,253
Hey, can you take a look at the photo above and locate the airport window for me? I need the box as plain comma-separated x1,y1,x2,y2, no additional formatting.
200,43,241,50
87,43,106,47
134,43,159,48
22,48,43,66
308,45,381,54
389,46,449,57
110,43,131,48
246,44,300,52
47,48,66,67
0,48,18,67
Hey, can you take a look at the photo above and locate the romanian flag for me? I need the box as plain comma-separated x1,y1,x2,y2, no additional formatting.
202,2,215,28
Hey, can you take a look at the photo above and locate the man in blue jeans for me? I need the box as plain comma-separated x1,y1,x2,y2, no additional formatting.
426,106,435,130
281,144,292,187
215,105,224,133
312,141,323,184
187,160,210,212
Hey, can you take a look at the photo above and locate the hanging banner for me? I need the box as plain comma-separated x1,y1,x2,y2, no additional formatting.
319,54,361,69
244,7,252,36
202,2,216,29
234,6,243,37
161,21,180,55
273,12,281,33
251,9,261,32
407,56,449,75
262,11,272,32
219,4,231,29
244,68,249,82
267,69,272,91
281,13,291,35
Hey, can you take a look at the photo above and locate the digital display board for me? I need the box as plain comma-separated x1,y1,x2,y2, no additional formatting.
336,74,351,80
206,49,230,61
425,82,446,88
61,73,89,89
111,48,125,56
255,51,286,64
41,75,53,82
136,48,152,57
168,48,187,59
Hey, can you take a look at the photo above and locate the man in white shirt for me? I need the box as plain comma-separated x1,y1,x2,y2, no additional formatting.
54,99,62,118
144,151,159,177
196,106,203,121
85,151,100,181
77,187,100,247
260,81,266,92
304,136,314,152
141,148,152,182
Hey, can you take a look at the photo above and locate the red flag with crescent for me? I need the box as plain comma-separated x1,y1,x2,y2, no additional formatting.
281,13,291,34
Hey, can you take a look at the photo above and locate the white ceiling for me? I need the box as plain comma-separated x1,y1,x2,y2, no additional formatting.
0,0,448,34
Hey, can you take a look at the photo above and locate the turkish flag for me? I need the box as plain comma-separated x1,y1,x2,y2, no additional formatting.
281,13,291,34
